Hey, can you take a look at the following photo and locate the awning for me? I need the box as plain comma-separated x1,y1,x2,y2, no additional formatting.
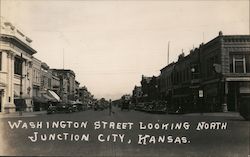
42,93,58,102
33,96,47,103
47,90,61,102
226,77,250,81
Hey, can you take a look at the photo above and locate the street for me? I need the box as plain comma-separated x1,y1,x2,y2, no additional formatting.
0,107,249,157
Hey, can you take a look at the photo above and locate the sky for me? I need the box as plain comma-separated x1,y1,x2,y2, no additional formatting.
0,0,249,100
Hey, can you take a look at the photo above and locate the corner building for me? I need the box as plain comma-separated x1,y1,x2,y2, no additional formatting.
0,18,36,112
200,32,250,112
158,32,250,112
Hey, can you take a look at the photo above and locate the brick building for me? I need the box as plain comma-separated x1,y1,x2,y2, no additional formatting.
158,32,250,112
199,32,250,112
51,69,76,103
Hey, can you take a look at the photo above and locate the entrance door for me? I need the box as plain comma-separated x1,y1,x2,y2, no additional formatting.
228,82,239,111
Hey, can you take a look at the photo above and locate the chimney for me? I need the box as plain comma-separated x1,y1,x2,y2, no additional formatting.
219,31,223,36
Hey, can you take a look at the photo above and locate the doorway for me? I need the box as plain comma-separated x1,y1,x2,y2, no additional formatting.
228,82,239,111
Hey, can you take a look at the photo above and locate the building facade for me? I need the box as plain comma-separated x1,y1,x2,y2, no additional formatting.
79,86,93,106
51,69,76,103
32,57,44,111
140,75,160,102
75,80,80,101
159,63,175,100
32,57,41,97
51,71,60,95
132,85,143,104
157,32,250,112
0,18,36,112
199,32,250,112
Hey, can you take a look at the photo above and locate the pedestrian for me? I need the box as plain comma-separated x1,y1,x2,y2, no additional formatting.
109,99,115,116
109,99,112,116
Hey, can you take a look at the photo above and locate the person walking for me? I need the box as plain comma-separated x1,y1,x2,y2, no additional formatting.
109,99,112,116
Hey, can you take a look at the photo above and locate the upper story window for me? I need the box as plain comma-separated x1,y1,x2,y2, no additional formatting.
14,57,23,75
230,54,250,73
206,56,218,77
191,64,199,79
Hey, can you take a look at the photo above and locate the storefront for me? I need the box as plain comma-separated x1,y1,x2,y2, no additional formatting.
227,80,250,111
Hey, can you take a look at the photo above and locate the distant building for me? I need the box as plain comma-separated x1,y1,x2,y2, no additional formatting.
159,62,175,102
170,49,200,111
140,75,160,102
40,62,52,91
0,17,36,112
51,72,60,95
32,57,45,111
132,85,143,104
32,57,41,97
50,69,76,103
75,80,80,100
79,86,93,106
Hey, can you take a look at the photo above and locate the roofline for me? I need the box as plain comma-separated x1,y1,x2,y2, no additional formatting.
200,34,250,49
0,34,37,55
50,69,76,77
160,62,175,72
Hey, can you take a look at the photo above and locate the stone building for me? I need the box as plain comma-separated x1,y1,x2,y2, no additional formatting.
199,32,250,112
50,69,76,103
75,80,80,100
32,57,41,97
140,75,160,102
79,86,93,106
132,85,143,104
32,57,45,111
0,18,36,112
158,31,250,112
50,71,60,95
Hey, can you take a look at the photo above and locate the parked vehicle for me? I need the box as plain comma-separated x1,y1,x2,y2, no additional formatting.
74,103,87,111
47,102,73,114
134,103,145,111
149,101,167,114
94,103,105,111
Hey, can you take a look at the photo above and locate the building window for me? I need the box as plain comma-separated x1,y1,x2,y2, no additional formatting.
206,57,216,77
230,54,250,73
14,57,23,75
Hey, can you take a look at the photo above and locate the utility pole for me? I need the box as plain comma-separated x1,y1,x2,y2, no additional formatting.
19,53,23,116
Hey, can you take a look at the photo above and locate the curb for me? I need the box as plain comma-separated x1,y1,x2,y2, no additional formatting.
0,111,47,118
184,112,241,117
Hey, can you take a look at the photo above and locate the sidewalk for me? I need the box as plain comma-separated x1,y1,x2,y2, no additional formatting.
184,112,241,117
0,111,47,118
